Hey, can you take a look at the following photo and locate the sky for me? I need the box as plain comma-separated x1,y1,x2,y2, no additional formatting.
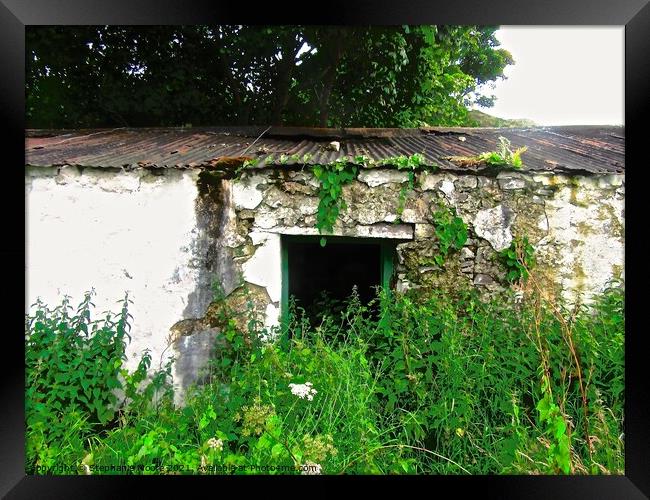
473,26,624,126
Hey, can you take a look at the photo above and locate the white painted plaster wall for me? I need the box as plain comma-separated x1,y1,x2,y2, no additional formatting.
26,166,203,372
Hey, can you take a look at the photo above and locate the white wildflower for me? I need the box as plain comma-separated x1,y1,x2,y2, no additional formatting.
207,437,224,451
514,290,524,304
300,461,322,475
289,382,318,401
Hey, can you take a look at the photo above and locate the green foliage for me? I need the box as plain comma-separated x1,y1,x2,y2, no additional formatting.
536,376,571,473
25,291,173,474
464,110,536,128
499,236,536,283
478,136,528,169
309,290,349,324
312,159,359,246
396,174,415,222
25,290,130,428
313,153,431,242
375,153,426,170
360,285,624,475
26,283,624,475
238,157,260,173
431,205,468,266
27,26,513,128
382,154,426,223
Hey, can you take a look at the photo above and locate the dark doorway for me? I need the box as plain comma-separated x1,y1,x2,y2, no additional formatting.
283,236,394,324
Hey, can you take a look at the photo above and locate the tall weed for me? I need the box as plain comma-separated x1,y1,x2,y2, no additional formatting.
25,278,624,475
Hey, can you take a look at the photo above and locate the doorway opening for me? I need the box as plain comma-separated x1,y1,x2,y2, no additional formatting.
281,235,399,327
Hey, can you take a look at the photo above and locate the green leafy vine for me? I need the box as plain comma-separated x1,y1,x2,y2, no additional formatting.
312,153,428,246
431,204,468,266
313,159,358,246
392,154,427,222
237,152,434,246
499,236,536,283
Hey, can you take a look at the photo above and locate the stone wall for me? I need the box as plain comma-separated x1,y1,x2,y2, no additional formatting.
25,164,625,401
223,167,624,308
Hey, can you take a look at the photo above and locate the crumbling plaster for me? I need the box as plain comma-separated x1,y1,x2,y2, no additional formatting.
26,166,204,384
224,167,624,305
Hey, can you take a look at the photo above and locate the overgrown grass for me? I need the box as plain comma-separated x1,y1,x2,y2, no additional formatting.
25,278,624,475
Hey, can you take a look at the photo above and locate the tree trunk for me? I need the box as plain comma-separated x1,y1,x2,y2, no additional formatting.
318,30,347,127
239,101,252,125
271,36,302,126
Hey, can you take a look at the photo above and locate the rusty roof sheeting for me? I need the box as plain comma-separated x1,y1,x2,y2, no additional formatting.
25,126,625,175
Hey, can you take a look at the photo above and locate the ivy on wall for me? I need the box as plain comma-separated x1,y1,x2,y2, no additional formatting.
499,236,536,283
232,151,539,284
312,159,359,247
430,204,468,266
311,154,429,246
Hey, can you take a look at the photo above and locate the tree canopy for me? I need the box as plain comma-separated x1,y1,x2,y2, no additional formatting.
26,25,513,129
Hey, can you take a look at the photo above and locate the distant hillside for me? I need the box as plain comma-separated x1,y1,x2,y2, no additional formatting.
465,110,536,128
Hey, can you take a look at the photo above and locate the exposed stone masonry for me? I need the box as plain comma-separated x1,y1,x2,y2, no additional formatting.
218,166,624,315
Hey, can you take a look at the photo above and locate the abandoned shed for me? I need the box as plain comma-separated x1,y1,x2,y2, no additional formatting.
25,126,625,398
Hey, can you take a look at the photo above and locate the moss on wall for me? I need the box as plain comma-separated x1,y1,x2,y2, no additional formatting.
195,166,624,329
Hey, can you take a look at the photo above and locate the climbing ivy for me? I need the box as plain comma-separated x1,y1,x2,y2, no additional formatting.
395,175,415,223
312,153,428,246
431,204,468,266
234,152,434,246
313,159,359,247
389,154,428,223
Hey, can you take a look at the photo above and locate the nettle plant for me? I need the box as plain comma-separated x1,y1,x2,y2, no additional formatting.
25,282,624,475
536,375,571,474
25,290,173,472
25,291,133,427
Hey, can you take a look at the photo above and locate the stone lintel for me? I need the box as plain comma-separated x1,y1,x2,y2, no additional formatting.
264,223,414,240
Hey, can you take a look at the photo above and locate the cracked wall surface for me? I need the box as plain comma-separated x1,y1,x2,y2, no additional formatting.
226,167,623,304
26,164,625,402
25,166,224,402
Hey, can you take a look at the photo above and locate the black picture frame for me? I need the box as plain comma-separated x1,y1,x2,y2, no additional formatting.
3,1,648,497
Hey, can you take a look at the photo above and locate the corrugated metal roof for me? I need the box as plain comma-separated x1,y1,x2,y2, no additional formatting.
25,126,625,175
